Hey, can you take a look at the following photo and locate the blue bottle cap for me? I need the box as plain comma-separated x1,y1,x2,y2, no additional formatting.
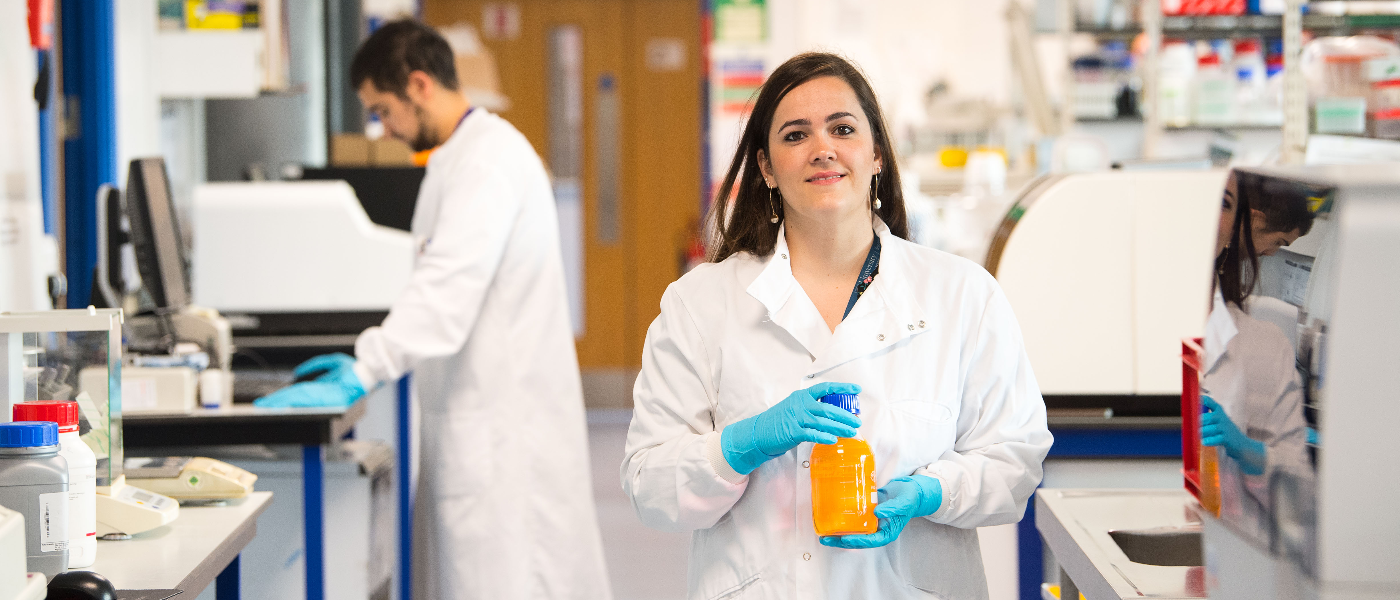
0,422,59,448
819,393,860,415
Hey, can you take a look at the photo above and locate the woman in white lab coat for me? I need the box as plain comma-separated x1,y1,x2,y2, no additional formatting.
621,53,1053,600
1200,171,1310,544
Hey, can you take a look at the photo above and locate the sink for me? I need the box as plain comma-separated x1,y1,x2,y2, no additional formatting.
1108,526,1203,567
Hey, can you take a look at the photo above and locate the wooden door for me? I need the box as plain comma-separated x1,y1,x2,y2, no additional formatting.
424,0,702,406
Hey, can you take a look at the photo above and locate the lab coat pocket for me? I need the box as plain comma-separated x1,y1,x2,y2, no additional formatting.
891,518,989,600
707,573,761,600
879,400,957,481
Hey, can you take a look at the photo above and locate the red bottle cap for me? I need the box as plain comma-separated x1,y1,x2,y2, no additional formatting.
13,401,80,433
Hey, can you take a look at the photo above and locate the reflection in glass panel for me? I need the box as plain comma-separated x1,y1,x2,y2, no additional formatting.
1198,168,1334,577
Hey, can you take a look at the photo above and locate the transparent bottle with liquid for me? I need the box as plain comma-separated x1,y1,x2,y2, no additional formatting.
810,393,878,536
1199,394,1222,517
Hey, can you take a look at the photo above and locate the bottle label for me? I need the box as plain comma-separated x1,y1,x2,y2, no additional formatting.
871,491,878,504
39,491,70,552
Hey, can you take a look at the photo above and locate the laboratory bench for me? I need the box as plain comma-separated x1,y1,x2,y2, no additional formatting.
1017,414,1186,600
82,491,272,600
121,398,371,600
1035,489,1204,600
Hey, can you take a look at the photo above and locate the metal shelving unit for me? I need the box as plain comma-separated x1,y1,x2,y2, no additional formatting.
1078,13,1400,40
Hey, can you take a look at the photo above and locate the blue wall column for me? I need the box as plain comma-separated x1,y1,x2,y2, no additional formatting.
60,0,117,308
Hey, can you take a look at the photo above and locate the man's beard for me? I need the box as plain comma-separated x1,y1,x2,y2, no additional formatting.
408,103,440,152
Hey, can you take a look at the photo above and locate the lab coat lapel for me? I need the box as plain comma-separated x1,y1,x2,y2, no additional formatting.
746,226,832,359
811,224,931,374
1204,288,1238,374
411,109,484,237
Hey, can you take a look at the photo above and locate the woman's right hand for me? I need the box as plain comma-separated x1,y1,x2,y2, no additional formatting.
720,382,863,476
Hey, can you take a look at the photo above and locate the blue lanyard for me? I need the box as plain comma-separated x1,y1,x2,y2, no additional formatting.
842,235,881,320
453,107,476,135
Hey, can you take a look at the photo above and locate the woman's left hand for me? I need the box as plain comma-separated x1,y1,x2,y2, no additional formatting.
820,475,942,549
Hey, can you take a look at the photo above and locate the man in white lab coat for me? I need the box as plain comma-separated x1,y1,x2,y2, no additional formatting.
256,20,611,600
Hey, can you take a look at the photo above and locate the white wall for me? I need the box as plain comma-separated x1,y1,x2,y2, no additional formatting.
0,1,56,311
709,0,1039,178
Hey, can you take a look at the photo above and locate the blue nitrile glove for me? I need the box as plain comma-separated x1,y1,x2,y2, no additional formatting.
294,353,359,387
255,354,366,408
1201,396,1266,476
720,382,863,476
821,475,943,549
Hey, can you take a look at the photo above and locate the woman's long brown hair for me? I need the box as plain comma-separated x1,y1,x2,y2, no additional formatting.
705,52,909,263
1218,170,1260,309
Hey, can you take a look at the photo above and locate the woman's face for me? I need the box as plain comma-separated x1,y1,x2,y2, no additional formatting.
1217,174,1238,258
757,76,882,226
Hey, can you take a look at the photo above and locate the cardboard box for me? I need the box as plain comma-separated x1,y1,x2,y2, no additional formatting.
331,134,371,166
371,138,415,166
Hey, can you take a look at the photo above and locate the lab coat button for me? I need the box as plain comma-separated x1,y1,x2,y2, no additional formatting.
806,374,815,379
919,320,926,328
907,324,915,331
803,553,811,561
781,253,788,259
877,334,885,341
802,461,810,468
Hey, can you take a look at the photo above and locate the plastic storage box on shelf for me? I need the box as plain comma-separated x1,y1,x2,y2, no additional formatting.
1302,36,1400,136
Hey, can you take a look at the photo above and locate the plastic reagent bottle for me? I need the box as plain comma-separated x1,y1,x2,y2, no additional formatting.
14,402,97,568
810,393,878,537
1198,394,1222,517
0,422,69,580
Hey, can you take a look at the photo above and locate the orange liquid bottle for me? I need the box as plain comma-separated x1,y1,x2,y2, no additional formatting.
1199,442,1222,517
1198,395,1222,517
811,393,878,536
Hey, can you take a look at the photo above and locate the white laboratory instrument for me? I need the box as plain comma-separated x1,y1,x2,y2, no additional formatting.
1196,165,1400,600
98,163,237,406
125,457,257,501
95,477,180,537
0,506,46,600
79,366,198,414
190,181,414,313
986,170,1226,402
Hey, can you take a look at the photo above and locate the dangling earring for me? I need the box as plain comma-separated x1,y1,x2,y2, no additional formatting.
872,172,882,211
768,186,780,224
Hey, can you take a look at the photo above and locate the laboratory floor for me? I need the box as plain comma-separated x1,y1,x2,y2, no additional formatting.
588,409,691,600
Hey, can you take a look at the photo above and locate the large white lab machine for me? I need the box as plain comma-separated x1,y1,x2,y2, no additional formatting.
986,170,1226,410
191,181,413,315
1034,164,1400,600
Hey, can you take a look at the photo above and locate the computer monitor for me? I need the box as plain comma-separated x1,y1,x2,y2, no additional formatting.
125,157,191,311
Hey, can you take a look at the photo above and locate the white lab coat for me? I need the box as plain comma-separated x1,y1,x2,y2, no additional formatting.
1202,291,1309,546
622,221,1052,600
353,109,612,600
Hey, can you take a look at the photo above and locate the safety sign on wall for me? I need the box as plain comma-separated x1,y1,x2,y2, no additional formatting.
714,0,765,43
482,3,521,41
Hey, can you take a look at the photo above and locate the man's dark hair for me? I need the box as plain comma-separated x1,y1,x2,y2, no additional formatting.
350,20,459,97
1237,171,1321,236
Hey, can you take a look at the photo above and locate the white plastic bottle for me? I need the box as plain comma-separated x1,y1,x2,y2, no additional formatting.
1159,41,1198,127
1233,39,1268,123
13,402,97,568
1194,52,1235,125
